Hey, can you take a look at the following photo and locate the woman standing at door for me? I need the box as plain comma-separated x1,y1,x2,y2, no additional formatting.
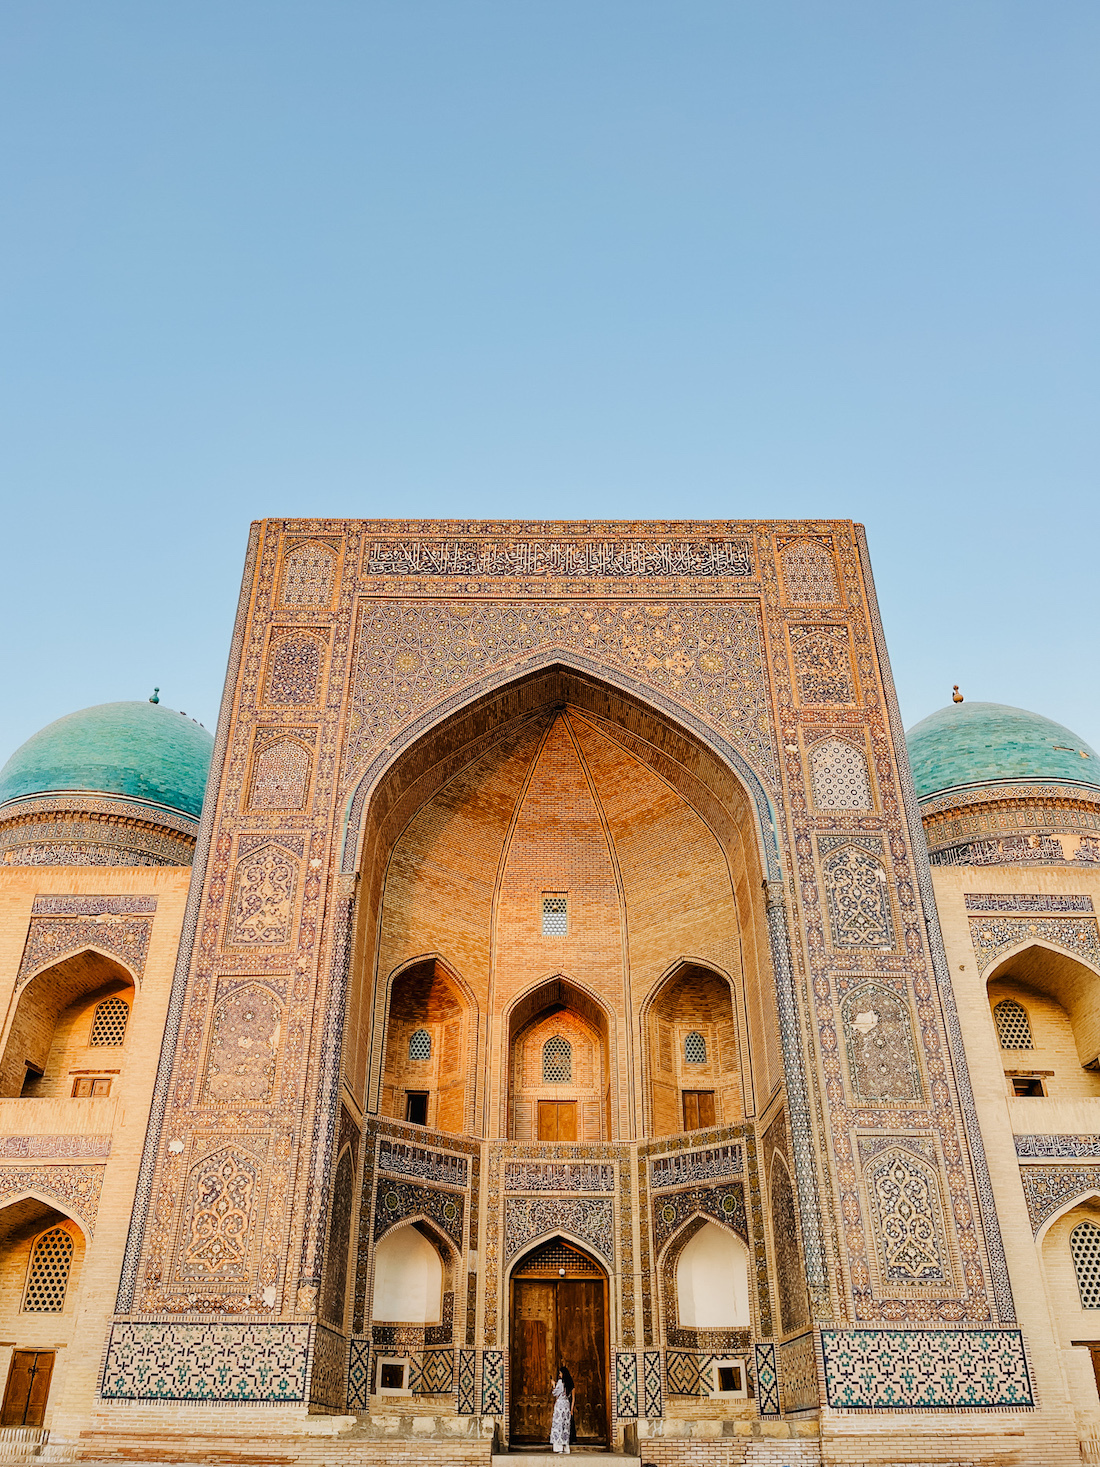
550,1364,573,1454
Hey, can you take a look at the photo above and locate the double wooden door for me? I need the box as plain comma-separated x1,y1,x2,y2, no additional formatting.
510,1274,607,1445
1,1351,54,1428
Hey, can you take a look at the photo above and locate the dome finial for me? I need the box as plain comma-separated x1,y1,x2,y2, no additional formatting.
149,688,160,704
952,685,964,703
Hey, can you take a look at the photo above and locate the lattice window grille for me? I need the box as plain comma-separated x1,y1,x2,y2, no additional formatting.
90,996,130,1047
542,895,567,936
684,1031,707,1064
543,1036,572,1083
23,1227,74,1313
408,1028,432,1061
1072,1220,1100,1308
994,999,1033,1050
810,737,873,811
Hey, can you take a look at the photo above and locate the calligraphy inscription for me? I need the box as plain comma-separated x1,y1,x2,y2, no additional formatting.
364,539,754,578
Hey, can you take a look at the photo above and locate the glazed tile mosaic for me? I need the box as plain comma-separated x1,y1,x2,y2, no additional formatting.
1015,1134,1100,1158
480,1349,504,1415
968,915,1100,972
100,1322,310,1402
503,1196,613,1264
642,1351,663,1418
1019,1164,1100,1233
820,1329,1033,1410
346,1339,370,1412
457,1349,476,1414
615,1352,638,1418
754,1342,780,1416
964,893,1095,913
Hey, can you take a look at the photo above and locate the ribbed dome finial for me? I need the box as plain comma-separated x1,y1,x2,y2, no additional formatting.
952,685,964,703
149,687,160,704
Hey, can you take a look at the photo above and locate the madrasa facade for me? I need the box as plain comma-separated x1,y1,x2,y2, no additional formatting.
0,519,1099,1467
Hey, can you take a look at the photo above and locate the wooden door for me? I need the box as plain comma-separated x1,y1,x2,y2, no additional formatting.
557,1278,607,1444
537,1101,577,1141
1,1351,54,1428
510,1281,556,1441
682,1090,715,1130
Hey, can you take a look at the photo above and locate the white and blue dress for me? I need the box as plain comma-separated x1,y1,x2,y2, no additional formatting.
550,1378,571,1453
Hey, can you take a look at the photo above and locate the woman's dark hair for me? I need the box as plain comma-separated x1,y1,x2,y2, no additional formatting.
559,1364,574,1396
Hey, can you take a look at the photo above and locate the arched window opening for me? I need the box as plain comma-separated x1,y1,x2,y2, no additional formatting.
0,952,134,1099
684,1032,707,1065
381,961,470,1136
987,947,1100,1102
675,1222,750,1328
89,996,130,1047
1072,1220,1100,1308
507,978,610,1142
543,1036,572,1083
408,1029,432,1061
647,964,741,1138
372,1225,443,1324
994,999,1033,1051
23,1227,74,1314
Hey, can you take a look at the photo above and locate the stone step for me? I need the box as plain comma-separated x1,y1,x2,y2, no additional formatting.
493,1456,637,1465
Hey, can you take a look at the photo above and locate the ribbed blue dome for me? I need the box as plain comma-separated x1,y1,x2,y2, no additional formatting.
905,702,1099,800
0,702,214,818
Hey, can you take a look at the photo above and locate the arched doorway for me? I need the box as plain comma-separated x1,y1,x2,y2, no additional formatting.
509,1236,608,1447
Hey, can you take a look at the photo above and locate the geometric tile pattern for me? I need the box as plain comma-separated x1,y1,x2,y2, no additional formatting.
615,1352,638,1418
100,1321,310,1401
418,1348,454,1394
347,1339,370,1412
665,1351,713,1397
779,1332,818,1414
308,1324,346,1410
1019,1164,1100,1233
754,1342,780,1416
457,1349,476,1414
481,1350,504,1416
820,1329,1034,1410
643,1351,662,1418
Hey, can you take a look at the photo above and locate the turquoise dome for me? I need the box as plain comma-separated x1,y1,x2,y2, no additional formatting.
0,702,214,818
906,701,1099,800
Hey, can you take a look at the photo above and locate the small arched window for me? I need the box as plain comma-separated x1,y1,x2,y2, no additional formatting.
684,1032,707,1065
1071,1219,1100,1308
23,1227,74,1313
993,999,1033,1051
543,1036,572,1083
408,1029,432,1061
90,996,130,1047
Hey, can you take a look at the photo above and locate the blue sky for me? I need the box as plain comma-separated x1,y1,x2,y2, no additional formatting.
2,2,1097,761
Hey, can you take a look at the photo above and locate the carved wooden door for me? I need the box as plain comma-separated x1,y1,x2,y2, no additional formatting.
510,1280,556,1441
510,1239,608,1447
556,1278,608,1444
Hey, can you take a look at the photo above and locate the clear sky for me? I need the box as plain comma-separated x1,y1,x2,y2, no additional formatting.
2,2,1097,763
